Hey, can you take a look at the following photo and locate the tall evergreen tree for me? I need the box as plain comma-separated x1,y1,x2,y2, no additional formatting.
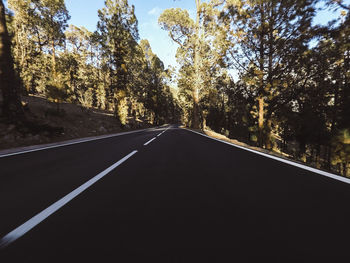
159,2,197,129
8,0,70,93
96,0,139,124
0,0,23,121
221,0,318,149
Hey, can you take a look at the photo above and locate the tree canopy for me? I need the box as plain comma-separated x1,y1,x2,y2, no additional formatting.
1,0,350,176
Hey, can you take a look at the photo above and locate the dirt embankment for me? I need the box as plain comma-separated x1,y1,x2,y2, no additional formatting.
0,95,153,151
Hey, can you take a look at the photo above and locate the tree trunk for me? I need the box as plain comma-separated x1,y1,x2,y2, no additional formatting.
192,0,201,129
258,3,265,148
326,144,332,170
52,39,56,77
299,140,307,162
192,89,200,129
258,96,264,147
266,119,272,150
0,0,24,121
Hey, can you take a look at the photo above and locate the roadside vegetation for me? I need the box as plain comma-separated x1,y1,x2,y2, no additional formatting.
160,0,350,176
0,0,349,176
0,0,180,149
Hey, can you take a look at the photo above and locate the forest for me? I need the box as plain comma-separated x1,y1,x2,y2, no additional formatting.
0,0,349,176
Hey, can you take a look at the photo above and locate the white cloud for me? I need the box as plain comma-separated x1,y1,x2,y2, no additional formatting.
148,7,162,16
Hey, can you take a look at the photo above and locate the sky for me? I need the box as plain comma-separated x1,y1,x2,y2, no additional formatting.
5,0,350,69
64,0,349,69
65,0,197,69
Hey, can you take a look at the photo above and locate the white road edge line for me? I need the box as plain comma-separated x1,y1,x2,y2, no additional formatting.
144,137,156,146
184,128,350,185
0,128,154,159
0,150,138,249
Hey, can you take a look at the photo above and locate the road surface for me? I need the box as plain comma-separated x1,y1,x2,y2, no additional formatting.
1,125,350,262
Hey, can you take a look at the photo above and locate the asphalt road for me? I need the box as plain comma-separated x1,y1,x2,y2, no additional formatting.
1,125,350,262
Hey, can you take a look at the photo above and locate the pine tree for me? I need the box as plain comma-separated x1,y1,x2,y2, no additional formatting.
8,0,70,94
221,0,318,149
96,0,139,124
0,0,24,121
159,0,226,129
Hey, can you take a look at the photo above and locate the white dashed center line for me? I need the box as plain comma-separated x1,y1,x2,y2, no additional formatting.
144,137,156,146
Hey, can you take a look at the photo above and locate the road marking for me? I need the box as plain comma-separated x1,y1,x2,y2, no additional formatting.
184,128,350,185
0,127,156,159
144,137,156,146
0,150,138,249
157,125,171,137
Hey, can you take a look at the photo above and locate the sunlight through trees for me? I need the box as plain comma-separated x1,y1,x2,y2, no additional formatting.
1,0,349,176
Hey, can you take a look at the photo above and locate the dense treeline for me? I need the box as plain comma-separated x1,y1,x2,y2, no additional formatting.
1,0,349,176
3,0,180,127
159,0,350,176
0,0,24,120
